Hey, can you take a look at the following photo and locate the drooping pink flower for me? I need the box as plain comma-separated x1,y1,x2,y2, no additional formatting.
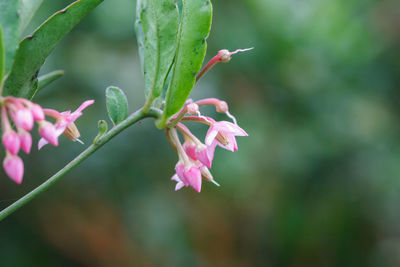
172,161,202,193
38,100,94,149
205,120,248,151
3,154,24,184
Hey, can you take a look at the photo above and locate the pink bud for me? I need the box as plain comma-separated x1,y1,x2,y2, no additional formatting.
3,155,24,184
14,108,34,131
18,130,32,154
31,104,45,121
216,101,228,113
218,49,231,63
186,103,199,115
2,130,20,155
39,121,58,146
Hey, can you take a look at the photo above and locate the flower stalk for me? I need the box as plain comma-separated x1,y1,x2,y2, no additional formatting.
0,107,161,222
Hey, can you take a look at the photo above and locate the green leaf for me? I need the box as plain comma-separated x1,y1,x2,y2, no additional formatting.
93,120,108,144
0,0,20,74
3,0,104,99
0,25,4,83
18,0,44,34
106,86,129,125
38,70,65,91
135,0,179,110
0,0,43,74
157,0,212,128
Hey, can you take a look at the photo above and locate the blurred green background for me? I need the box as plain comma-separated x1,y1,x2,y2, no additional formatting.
1,0,400,266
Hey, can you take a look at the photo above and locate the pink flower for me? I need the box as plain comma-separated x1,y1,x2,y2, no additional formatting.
205,120,248,151
172,161,202,193
3,154,24,184
38,100,94,149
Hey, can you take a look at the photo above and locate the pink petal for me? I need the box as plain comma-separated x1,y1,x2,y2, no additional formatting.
196,146,213,168
171,174,186,191
38,138,49,150
39,122,59,148
205,128,218,146
73,100,95,117
175,163,189,186
184,167,202,193
183,142,197,161
175,181,185,191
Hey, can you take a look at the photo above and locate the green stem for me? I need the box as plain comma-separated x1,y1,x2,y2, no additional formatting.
0,107,161,221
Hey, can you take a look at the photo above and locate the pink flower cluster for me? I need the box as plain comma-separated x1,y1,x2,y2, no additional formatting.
1,96,94,183
168,98,247,193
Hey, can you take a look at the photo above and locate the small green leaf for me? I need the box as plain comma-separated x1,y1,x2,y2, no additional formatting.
38,70,65,91
106,86,129,125
136,0,179,110
93,120,108,144
157,0,212,128
0,25,4,83
3,0,104,99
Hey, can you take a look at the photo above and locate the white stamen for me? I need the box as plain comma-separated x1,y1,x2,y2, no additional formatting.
230,47,254,55
211,179,220,187
75,138,84,145
226,110,237,125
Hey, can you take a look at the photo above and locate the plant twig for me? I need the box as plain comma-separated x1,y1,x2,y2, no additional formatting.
0,107,161,221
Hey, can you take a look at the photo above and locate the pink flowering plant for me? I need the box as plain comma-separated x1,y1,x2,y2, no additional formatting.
0,0,251,220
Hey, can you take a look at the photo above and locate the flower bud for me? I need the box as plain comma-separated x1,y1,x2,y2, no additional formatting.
2,130,20,155
18,130,32,154
218,49,231,63
186,103,199,115
39,121,58,146
216,101,228,113
31,104,45,121
14,108,34,131
3,154,24,184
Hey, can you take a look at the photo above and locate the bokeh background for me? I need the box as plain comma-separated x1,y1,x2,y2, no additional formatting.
1,0,400,266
